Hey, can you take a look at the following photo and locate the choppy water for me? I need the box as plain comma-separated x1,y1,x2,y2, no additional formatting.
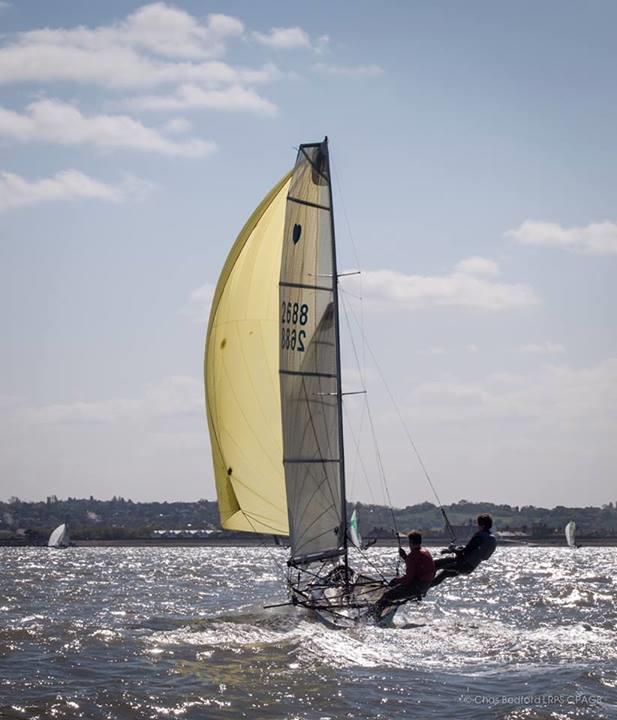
0,546,616,719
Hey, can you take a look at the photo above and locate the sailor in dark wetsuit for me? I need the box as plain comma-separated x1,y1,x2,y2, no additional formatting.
373,530,435,615
430,513,496,588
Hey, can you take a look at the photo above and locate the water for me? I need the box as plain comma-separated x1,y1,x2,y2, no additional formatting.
1,546,616,719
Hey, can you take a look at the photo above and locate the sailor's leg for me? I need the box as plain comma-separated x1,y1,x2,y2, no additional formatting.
430,569,458,588
384,581,424,605
372,581,416,616
434,556,458,570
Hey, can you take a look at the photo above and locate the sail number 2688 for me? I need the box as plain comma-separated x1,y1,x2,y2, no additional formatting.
281,301,309,352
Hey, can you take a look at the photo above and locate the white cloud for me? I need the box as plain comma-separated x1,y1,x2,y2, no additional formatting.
519,342,566,355
414,381,490,408
0,170,151,212
454,256,499,276
253,26,311,49
14,4,243,61
505,220,617,255
344,360,617,505
411,358,617,429
21,375,203,426
163,117,192,133
315,35,330,54
0,1,11,9
313,62,384,78
0,99,215,157
125,84,277,115
182,283,215,323
0,43,169,89
0,6,281,123
341,260,538,312
0,4,284,111
0,42,279,91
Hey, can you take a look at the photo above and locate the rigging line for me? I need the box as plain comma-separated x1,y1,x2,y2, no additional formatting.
343,294,456,542
340,294,399,540
342,402,377,506
331,158,367,373
347,543,388,583
330,157,449,543
240,509,287,535
339,294,383,487
330,149,362,274
343,412,368,507
288,560,330,581
240,512,290,584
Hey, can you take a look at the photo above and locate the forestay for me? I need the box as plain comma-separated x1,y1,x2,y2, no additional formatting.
279,141,346,565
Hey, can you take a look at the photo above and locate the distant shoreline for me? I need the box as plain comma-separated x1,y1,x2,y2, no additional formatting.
3,537,616,548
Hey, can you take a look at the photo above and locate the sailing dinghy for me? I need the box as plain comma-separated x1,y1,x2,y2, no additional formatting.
205,138,398,626
48,523,70,549
565,520,580,548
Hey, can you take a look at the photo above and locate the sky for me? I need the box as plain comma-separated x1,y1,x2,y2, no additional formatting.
1,1,615,509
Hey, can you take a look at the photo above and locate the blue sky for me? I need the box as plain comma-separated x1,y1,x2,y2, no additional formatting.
1,1,615,508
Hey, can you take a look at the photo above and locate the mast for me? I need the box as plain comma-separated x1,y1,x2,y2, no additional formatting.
323,137,349,568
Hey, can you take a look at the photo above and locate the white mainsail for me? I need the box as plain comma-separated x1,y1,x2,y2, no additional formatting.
279,141,346,565
48,523,69,548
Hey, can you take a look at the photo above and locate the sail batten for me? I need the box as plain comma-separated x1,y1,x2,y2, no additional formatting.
287,196,331,211
280,281,333,292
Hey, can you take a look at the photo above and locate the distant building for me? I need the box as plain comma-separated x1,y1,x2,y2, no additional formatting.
152,529,219,539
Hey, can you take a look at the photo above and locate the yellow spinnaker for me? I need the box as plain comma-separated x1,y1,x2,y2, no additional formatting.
205,173,292,535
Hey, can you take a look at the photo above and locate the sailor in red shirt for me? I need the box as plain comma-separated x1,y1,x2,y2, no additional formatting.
374,530,435,615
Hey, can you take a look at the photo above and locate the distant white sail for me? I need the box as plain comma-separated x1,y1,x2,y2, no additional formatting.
564,520,576,548
48,523,69,548
349,507,362,549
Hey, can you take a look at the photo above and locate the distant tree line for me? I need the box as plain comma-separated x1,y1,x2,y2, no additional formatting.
1,496,617,542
